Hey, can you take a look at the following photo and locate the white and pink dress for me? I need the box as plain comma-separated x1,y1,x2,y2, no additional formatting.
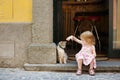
75,41,97,68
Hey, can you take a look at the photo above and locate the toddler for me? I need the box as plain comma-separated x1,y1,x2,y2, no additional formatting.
66,31,96,76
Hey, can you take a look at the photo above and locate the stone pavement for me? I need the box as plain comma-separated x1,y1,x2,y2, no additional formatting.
0,68,120,80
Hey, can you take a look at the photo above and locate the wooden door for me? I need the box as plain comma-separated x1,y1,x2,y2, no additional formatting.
53,0,112,58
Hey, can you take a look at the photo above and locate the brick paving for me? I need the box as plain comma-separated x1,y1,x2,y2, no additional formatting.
0,68,120,80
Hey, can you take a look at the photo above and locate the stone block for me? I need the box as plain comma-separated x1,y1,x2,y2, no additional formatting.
0,41,14,58
0,23,32,67
28,43,56,64
0,41,15,67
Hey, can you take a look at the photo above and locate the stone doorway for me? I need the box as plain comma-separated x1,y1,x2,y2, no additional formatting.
54,0,109,61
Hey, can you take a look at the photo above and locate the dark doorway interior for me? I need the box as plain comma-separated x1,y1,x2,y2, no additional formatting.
54,0,109,60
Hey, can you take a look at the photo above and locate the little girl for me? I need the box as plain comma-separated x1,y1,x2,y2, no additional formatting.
66,31,96,76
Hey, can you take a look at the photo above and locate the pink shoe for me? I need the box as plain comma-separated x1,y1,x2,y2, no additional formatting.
76,69,82,75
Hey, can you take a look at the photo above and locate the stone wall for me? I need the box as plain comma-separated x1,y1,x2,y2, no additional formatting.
0,0,56,68
32,0,53,43
0,23,32,67
27,0,56,64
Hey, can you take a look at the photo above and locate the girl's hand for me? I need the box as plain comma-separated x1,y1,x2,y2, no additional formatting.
66,35,73,41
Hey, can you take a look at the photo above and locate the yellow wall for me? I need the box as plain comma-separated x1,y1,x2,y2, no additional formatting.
0,0,32,22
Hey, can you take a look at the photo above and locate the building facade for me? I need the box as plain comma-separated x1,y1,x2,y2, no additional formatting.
0,0,119,68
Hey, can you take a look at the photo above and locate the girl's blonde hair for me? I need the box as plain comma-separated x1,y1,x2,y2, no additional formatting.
80,31,95,45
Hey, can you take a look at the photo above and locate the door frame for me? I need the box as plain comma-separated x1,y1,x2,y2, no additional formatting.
108,0,120,58
53,0,63,44
53,0,120,58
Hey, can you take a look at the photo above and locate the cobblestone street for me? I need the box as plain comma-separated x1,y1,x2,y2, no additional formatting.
0,68,120,80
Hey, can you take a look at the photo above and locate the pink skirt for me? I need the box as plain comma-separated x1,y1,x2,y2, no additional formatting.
75,52,96,68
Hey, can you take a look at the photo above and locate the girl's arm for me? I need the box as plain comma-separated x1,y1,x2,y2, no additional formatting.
66,35,82,44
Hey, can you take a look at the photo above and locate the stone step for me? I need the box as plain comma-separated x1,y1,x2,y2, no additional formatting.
24,60,120,72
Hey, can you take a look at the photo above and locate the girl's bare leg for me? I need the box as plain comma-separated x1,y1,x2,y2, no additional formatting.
90,59,94,69
76,59,83,75
77,59,83,70
89,59,95,76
